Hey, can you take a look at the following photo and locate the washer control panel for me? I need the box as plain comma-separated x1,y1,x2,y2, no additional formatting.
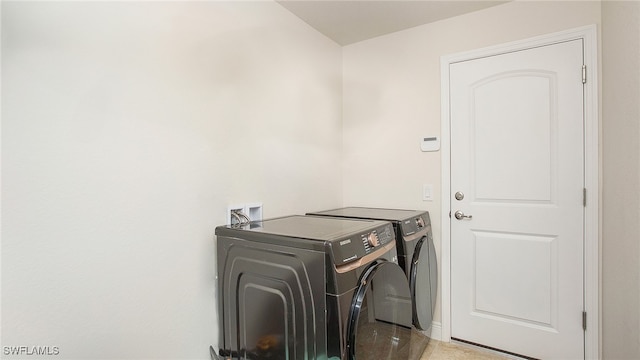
334,223,394,264
362,231,379,250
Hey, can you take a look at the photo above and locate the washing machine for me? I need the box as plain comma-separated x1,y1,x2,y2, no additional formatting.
307,207,437,335
213,215,426,360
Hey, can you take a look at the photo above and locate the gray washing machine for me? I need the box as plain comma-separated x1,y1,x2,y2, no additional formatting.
307,207,437,335
214,215,428,360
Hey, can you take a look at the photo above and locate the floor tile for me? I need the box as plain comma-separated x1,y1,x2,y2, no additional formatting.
421,340,511,360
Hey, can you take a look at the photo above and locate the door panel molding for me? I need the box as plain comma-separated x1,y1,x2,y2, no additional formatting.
440,25,599,359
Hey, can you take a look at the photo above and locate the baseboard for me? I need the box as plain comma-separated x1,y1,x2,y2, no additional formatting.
429,321,442,341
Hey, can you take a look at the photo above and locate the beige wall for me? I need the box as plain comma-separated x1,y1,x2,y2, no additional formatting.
1,2,342,358
343,0,601,330
602,1,640,359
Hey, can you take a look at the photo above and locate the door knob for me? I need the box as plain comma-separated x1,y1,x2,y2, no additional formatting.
454,210,472,220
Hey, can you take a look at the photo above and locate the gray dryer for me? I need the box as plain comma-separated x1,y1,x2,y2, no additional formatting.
307,207,438,335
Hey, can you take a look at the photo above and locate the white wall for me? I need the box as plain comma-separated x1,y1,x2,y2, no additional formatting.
1,1,342,358
342,0,601,329
5,1,640,358
602,1,640,359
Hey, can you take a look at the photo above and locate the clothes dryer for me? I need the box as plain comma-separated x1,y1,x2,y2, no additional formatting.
307,208,437,334
214,215,426,360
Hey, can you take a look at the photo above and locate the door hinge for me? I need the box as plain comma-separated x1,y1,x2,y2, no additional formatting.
583,188,587,207
582,65,587,84
582,311,587,330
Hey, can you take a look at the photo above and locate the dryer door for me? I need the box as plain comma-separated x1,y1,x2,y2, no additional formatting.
409,235,438,332
346,259,414,360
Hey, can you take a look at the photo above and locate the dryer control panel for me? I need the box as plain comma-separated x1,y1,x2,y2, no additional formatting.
400,215,430,237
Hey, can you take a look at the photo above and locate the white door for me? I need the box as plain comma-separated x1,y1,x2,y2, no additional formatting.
450,39,585,359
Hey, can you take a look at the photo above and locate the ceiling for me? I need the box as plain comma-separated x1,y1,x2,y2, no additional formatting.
277,0,509,45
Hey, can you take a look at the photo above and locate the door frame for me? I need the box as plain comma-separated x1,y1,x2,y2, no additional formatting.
440,25,599,359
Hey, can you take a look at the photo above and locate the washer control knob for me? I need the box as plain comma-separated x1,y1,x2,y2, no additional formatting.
367,232,380,247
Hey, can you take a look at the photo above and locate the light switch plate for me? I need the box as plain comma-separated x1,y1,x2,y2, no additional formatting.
423,184,434,201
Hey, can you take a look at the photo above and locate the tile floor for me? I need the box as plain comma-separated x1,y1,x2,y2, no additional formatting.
421,340,512,360
352,319,514,360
